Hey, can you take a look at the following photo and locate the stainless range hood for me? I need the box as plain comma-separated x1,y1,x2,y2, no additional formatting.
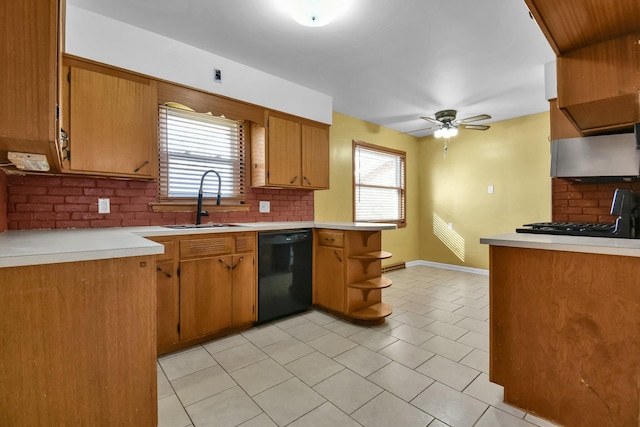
551,124,640,181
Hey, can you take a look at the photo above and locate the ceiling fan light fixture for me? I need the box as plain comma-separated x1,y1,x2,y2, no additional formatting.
434,126,458,139
276,0,352,27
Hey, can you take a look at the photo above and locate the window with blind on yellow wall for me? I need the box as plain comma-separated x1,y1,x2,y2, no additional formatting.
353,140,406,226
158,105,246,204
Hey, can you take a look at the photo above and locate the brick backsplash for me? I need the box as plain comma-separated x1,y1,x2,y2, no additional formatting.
5,174,314,230
552,178,640,223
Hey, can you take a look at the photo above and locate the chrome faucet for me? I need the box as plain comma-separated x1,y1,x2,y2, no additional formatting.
196,169,221,225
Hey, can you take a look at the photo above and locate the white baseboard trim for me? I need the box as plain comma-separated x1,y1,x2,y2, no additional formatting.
406,260,489,276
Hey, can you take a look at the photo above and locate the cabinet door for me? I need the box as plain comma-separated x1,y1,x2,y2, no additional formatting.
314,246,345,313
67,65,156,178
268,116,301,186
179,256,233,341
0,0,58,153
232,253,256,325
156,261,180,350
302,124,330,189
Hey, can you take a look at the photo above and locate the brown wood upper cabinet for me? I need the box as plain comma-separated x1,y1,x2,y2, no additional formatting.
525,0,640,134
59,56,158,178
0,0,63,170
251,112,330,189
557,33,640,134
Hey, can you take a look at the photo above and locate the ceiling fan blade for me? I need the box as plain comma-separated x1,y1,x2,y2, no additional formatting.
401,126,436,134
455,114,492,124
461,124,490,130
420,116,441,125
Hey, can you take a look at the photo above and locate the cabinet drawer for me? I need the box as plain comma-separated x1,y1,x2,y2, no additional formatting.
235,234,255,253
317,230,344,247
155,240,175,262
180,237,233,258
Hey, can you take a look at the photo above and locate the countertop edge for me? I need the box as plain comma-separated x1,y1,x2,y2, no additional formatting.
480,233,640,257
0,222,397,268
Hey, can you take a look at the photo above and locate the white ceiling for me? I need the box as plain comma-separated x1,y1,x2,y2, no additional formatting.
67,0,555,136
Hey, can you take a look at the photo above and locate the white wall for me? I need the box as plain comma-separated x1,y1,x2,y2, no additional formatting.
66,5,333,124
544,61,557,101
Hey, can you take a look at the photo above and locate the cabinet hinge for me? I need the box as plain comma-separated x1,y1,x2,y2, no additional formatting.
67,71,71,83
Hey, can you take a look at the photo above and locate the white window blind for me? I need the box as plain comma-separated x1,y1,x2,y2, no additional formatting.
158,105,246,203
354,142,406,224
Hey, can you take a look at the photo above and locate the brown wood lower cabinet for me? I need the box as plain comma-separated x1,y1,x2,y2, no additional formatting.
0,256,157,426
489,245,640,427
151,232,256,355
180,255,234,341
313,229,392,324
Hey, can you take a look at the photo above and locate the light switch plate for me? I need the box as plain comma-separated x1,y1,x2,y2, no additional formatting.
259,201,270,213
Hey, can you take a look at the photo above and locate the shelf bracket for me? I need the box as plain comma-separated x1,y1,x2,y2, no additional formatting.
360,259,375,274
360,231,378,247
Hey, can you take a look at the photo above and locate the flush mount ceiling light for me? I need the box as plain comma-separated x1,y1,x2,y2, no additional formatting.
275,0,352,27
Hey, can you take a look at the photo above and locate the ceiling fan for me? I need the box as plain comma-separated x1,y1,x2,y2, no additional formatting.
405,109,491,138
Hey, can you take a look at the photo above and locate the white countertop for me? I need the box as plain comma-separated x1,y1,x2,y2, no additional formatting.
480,233,640,257
0,228,165,268
0,222,397,268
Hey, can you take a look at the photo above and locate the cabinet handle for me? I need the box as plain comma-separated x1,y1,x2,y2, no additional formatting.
156,266,172,278
303,176,311,185
334,251,342,263
232,256,244,270
60,129,70,161
134,160,150,173
324,237,335,242
289,175,298,184
218,259,232,269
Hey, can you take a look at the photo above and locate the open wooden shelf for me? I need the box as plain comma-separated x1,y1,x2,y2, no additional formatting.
349,251,393,260
314,229,393,325
348,302,393,320
349,251,393,274
348,276,392,290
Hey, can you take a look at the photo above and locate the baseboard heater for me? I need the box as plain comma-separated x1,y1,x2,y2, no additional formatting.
381,262,405,273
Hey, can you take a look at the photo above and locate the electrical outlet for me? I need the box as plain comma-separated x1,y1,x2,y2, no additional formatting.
214,68,222,83
98,198,110,214
488,185,494,194
259,201,270,213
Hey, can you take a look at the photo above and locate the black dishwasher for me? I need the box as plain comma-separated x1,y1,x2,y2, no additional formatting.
257,229,313,324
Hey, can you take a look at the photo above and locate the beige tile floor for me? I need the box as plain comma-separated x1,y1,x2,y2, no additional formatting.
157,265,559,427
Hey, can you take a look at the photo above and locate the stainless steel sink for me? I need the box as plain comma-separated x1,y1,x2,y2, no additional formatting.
163,223,238,229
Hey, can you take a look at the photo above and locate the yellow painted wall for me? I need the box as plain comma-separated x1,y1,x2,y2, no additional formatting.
418,112,552,269
314,112,422,266
314,111,552,270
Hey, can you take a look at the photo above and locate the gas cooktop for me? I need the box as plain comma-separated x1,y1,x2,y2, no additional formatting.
516,222,617,238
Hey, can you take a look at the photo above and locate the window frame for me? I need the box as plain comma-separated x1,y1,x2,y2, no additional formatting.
352,140,406,227
153,104,248,211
